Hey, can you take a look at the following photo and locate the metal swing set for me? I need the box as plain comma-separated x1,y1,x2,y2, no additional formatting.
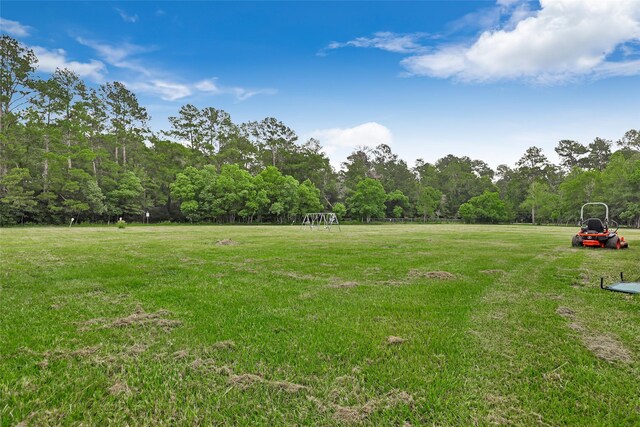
300,213,341,231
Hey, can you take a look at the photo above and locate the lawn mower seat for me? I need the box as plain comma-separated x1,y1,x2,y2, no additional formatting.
586,218,605,233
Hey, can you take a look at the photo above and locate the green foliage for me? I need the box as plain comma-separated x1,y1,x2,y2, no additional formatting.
347,178,387,222
617,129,640,151
0,168,37,224
431,155,497,216
341,149,372,192
555,139,589,171
107,172,144,218
585,137,612,171
179,200,200,222
116,218,126,228
385,190,410,218
332,202,346,220
245,117,297,168
2,225,639,425
170,166,212,222
416,186,442,221
1,35,639,227
296,179,323,214
166,164,323,223
520,181,560,224
620,202,640,228
459,191,512,224
256,166,300,223
203,164,254,222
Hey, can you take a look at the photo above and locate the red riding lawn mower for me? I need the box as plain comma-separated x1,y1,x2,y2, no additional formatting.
572,203,628,249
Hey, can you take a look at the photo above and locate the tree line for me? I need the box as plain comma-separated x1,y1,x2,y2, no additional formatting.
1,35,639,227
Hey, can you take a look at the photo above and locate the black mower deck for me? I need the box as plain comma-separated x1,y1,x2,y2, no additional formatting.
601,273,640,295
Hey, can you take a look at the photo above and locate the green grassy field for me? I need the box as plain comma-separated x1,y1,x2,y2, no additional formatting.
1,224,639,426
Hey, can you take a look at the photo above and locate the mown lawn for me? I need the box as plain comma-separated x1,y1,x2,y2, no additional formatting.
1,224,638,426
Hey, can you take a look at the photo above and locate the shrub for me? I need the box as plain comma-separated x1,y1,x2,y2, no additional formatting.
458,191,512,224
332,202,346,220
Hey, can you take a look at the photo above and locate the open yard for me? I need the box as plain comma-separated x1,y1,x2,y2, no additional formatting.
1,224,639,426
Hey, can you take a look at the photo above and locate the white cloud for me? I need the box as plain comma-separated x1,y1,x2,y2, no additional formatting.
76,37,153,75
447,7,503,34
123,77,276,102
320,32,432,55
503,2,536,30
593,59,640,79
310,122,392,148
125,80,192,101
31,46,106,81
115,8,138,23
496,0,521,6
446,1,532,34
621,42,640,57
402,0,640,83
308,122,392,170
231,87,277,101
194,78,221,94
76,40,275,102
0,18,32,37
196,78,277,101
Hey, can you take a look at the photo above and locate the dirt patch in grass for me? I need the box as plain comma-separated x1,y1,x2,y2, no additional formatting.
229,373,263,389
217,239,238,246
39,345,102,364
568,322,583,332
558,307,632,363
81,305,182,332
315,374,414,422
581,272,591,283
579,329,632,363
387,336,407,345
189,358,232,375
408,269,456,280
193,360,303,393
332,390,414,423
380,279,407,286
282,271,319,281
424,271,456,279
556,306,575,318
15,410,66,427
173,350,189,359
364,267,382,276
333,403,377,423
269,380,306,393
384,390,414,407
108,380,133,396
328,279,359,289
125,343,148,356
70,346,101,358
212,340,236,350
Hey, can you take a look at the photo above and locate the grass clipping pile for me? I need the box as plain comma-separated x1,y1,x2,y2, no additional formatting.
217,239,238,246
307,374,414,424
80,304,182,332
556,306,632,363
408,269,456,280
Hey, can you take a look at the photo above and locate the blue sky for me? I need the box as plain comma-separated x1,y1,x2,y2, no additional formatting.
2,0,639,169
